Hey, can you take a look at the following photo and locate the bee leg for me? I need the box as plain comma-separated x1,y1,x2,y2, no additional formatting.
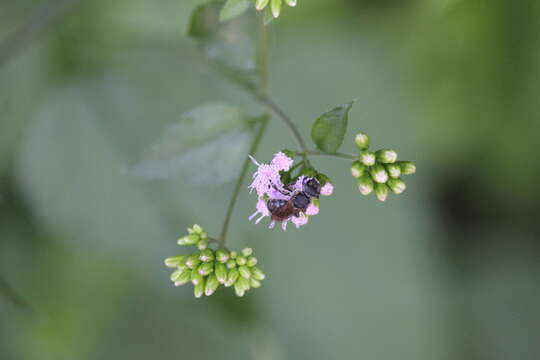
281,221,288,231
268,221,276,229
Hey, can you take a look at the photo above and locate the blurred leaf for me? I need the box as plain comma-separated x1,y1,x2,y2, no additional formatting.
311,101,355,154
187,1,258,85
131,103,258,185
220,0,251,22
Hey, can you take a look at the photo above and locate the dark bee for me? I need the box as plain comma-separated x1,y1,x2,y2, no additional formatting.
266,177,320,222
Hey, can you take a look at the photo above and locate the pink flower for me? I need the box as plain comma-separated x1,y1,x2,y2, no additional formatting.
271,152,294,171
305,202,319,215
291,214,308,228
320,182,334,196
249,199,271,224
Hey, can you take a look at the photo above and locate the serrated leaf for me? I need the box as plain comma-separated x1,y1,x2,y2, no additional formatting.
130,103,257,185
220,0,251,22
311,101,355,154
188,1,257,77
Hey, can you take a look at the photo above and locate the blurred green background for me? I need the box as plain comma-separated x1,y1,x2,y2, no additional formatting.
1,0,540,359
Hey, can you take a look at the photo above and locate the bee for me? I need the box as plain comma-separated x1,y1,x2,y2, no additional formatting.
266,177,321,222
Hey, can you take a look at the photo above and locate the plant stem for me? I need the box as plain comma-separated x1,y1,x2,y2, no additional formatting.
0,274,32,314
219,116,268,246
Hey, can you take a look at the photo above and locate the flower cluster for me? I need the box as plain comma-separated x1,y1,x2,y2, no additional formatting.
248,151,333,231
350,132,416,201
165,225,265,297
255,0,297,18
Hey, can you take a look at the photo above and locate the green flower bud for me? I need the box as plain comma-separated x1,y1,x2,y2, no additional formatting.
246,256,258,267
204,274,220,296
215,249,229,263
250,278,262,288
164,255,186,268
191,267,204,285
197,239,209,250
192,224,204,234
229,251,238,259
236,256,247,266
234,283,246,297
170,268,185,282
354,132,370,150
385,164,401,179
251,267,266,281
174,269,191,286
198,262,214,276
177,234,199,246
375,183,389,202
370,164,389,184
376,149,398,164
236,277,251,291
215,263,228,284
238,265,252,279
350,161,366,178
359,151,376,166
225,268,240,287
255,0,270,11
357,175,374,195
241,248,253,257
285,0,297,7
199,249,214,263
271,0,282,18
387,178,407,194
185,253,201,269
194,278,205,298
398,161,416,175
226,259,237,269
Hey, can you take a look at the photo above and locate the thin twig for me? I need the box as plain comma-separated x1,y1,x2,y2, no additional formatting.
0,274,33,314
0,0,84,68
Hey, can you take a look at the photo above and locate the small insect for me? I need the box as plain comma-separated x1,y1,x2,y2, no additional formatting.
266,177,321,222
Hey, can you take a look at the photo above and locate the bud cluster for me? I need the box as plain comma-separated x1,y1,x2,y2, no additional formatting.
165,225,266,297
351,132,416,201
255,0,297,19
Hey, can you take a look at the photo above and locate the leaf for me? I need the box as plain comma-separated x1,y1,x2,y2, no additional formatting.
130,103,258,185
311,101,355,154
187,1,257,76
220,0,251,22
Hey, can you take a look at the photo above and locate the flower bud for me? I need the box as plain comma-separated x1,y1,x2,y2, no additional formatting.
251,266,266,281
215,263,228,284
225,268,240,287
215,249,229,263
255,0,270,11
194,278,205,298
164,255,185,268
385,164,401,179
375,183,389,202
320,182,334,196
174,269,191,286
241,248,253,257
236,256,247,266
191,267,204,285
271,0,282,18
238,265,252,279
286,0,297,7
350,161,366,178
204,274,220,296
177,234,199,246
192,224,204,234
226,259,237,269
376,149,398,163
387,178,406,194
370,164,389,184
199,249,214,263
170,268,184,282
359,151,376,166
236,277,251,292
357,175,374,195
198,262,214,276
234,283,246,297
197,239,209,250
398,161,416,175
229,251,238,259
246,256,258,267
185,253,201,269
354,132,370,150
250,278,262,288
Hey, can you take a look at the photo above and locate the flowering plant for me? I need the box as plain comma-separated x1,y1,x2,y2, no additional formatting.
154,1,417,297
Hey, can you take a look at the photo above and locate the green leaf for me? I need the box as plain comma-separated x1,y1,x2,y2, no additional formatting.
187,1,257,77
311,101,355,154
220,0,251,22
131,103,259,185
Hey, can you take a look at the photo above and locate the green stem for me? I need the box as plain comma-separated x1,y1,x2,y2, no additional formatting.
0,274,32,313
219,116,269,246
